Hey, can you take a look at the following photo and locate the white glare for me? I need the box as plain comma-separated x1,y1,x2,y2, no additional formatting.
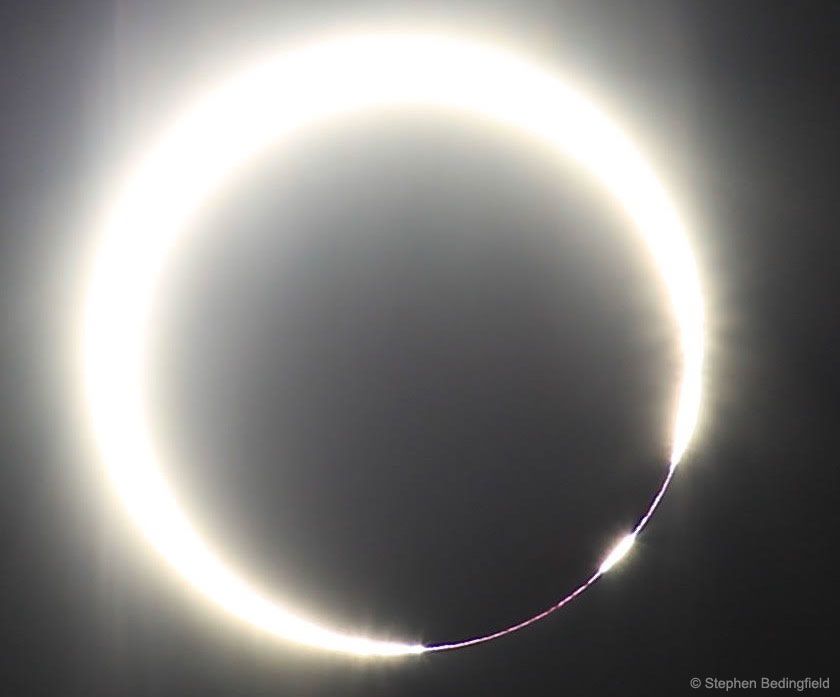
83,33,704,657
598,534,637,574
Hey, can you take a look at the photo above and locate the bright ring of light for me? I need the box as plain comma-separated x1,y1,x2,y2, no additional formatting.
83,33,704,657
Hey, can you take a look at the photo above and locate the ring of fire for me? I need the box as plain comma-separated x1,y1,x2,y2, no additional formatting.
82,33,704,657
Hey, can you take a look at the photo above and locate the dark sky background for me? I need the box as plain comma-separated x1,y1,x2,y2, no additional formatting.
2,2,838,695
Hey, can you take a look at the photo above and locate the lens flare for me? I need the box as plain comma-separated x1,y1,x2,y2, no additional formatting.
82,33,704,657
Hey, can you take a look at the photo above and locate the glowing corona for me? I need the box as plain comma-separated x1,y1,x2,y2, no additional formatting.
83,33,704,657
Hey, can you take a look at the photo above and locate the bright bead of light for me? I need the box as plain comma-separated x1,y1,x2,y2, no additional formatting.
599,534,638,574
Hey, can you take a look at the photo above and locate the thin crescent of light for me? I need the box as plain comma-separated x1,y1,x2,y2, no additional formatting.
82,33,704,657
